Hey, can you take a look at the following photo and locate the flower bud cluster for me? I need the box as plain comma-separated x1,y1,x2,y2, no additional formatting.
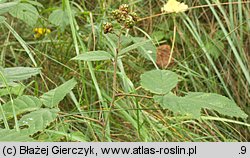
103,4,138,34
112,4,138,29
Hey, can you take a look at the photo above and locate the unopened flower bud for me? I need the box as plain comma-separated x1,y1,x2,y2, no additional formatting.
119,4,129,13
103,22,113,34
124,16,135,28
129,12,139,22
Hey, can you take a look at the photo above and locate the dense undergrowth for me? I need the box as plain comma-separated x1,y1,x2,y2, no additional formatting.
0,0,249,141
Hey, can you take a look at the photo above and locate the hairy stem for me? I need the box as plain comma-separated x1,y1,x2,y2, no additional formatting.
102,30,123,141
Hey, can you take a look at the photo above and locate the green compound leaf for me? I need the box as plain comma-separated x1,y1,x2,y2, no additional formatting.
72,51,113,61
0,95,42,121
0,1,18,15
0,84,25,97
19,108,59,135
9,3,39,26
26,0,44,8
0,67,40,85
40,78,77,108
0,129,35,142
140,70,178,94
154,92,248,119
48,8,69,31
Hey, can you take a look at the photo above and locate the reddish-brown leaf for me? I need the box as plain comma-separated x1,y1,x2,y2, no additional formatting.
156,44,174,68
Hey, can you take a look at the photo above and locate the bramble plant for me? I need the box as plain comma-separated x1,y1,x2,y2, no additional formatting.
73,4,140,138
0,0,249,142
73,3,247,124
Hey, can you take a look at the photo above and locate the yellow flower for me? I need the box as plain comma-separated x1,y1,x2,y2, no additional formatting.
34,33,42,39
33,28,51,38
161,0,188,13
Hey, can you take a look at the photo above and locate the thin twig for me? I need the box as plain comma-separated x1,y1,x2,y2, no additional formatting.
115,93,153,99
166,20,176,68
59,112,103,126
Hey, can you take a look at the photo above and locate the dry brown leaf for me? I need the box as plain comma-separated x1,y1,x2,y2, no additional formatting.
156,44,174,68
